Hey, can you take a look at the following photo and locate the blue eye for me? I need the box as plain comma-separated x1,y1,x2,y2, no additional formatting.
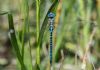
48,12,55,18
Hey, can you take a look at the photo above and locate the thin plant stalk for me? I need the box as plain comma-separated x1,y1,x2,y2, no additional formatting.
36,0,40,66
20,0,29,60
19,0,33,70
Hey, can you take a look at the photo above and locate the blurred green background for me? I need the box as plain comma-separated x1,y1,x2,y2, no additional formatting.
0,0,100,70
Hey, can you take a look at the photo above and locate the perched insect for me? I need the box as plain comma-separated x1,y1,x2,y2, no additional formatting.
48,12,55,65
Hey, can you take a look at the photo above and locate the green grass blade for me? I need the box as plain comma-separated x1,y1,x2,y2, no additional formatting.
19,0,33,70
38,0,59,48
20,0,29,60
8,13,26,70
0,11,8,15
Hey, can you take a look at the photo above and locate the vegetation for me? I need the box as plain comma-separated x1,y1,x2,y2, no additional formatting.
0,0,100,70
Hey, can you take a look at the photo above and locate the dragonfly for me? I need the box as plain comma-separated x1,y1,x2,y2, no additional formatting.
48,12,55,65
36,0,59,68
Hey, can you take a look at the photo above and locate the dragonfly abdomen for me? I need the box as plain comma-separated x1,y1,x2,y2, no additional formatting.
49,21,53,65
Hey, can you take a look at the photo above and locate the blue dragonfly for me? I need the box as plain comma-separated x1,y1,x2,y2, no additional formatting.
48,12,55,65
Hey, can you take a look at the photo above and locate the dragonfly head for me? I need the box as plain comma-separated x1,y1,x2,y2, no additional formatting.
48,12,55,19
